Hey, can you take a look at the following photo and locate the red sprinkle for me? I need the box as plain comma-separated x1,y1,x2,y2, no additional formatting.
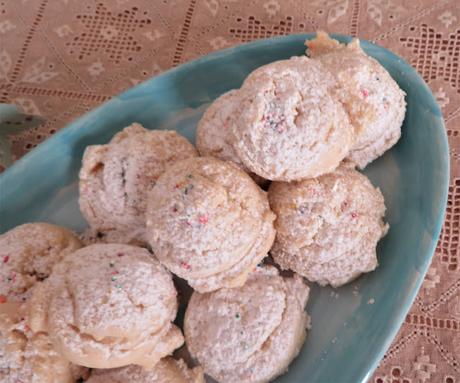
111,271,119,275
175,184,181,189
361,89,369,98
0,295,7,304
351,212,359,219
198,214,209,225
117,253,124,257
181,262,191,270
3,256,9,263
24,325,30,332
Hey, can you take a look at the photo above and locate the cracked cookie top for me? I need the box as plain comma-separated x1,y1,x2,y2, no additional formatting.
79,123,198,243
27,244,183,368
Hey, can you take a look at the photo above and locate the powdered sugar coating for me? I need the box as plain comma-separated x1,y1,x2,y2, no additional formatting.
0,302,88,383
145,157,275,292
87,358,205,383
27,244,183,368
196,90,243,167
269,164,389,287
196,90,267,186
185,266,310,383
306,32,406,168
230,56,354,181
79,123,198,243
0,222,81,303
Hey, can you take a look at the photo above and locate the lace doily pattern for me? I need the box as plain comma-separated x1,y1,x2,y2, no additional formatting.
0,1,458,381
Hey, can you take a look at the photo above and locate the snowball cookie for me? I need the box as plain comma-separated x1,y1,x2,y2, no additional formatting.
87,357,205,383
196,90,267,186
0,222,81,303
79,123,198,243
306,31,406,168
27,244,184,369
0,302,89,383
229,56,354,181
184,265,310,383
268,164,389,287
145,157,276,292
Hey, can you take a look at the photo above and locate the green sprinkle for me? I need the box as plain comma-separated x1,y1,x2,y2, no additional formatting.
116,284,123,289
235,313,240,319
111,276,117,281
187,174,193,179
184,184,194,195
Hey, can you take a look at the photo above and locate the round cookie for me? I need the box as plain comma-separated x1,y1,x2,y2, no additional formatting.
79,123,198,243
0,222,81,303
268,164,389,287
145,157,276,292
86,358,205,383
229,56,354,181
196,90,267,186
0,302,89,383
27,244,183,369
306,31,406,168
184,265,310,383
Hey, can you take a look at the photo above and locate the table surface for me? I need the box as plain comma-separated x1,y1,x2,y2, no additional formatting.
0,1,459,381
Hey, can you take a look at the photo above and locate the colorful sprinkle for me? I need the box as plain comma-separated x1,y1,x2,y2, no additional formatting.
181,262,191,270
0,295,7,304
117,253,124,257
116,284,123,289
198,214,209,225
3,256,9,263
263,102,286,133
111,271,119,275
111,276,117,281
383,97,389,110
298,205,309,215
361,88,369,98
109,261,115,267
172,205,178,213
6,272,16,283
175,183,182,189
187,174,193,179
351,212,359,219
235,313,240,319
24,325,30,332
184,184,194,195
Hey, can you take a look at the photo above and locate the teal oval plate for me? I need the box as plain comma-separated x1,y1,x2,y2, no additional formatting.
0,34,449,382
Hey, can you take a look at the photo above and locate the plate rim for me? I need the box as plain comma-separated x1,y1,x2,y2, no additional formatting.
0,33,450,383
